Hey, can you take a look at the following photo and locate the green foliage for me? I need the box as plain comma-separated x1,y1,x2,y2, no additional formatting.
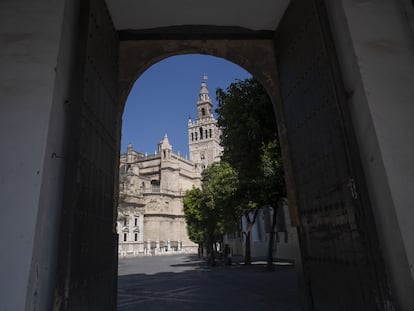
183,162,239,244
201,162,239,234
216,77,286,209
216,77,286,264
183,187,204,244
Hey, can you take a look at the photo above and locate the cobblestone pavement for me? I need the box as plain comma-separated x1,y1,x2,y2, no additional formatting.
118,255,301,311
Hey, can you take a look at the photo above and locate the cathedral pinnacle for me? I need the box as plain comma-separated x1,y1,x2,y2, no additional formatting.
198,75,210,103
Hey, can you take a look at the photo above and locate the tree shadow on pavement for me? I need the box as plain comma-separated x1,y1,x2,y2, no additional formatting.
118,256,300,311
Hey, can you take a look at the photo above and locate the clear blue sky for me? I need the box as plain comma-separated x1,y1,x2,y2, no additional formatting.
121,54,251,157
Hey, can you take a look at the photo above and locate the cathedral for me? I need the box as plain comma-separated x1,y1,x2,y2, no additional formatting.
117,78,222,256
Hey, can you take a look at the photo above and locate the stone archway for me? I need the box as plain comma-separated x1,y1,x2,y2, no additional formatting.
117,38,298,225
55,3,393,307
2,0,414,310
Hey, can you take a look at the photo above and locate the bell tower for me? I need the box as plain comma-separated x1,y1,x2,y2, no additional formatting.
188,76,222,170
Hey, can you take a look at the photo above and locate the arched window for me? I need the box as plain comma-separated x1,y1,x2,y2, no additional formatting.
201,107,205,116
191,133,194,141
200,127,203,139
195,132,198,140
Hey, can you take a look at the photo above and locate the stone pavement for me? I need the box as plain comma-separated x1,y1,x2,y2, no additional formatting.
118,255,301,311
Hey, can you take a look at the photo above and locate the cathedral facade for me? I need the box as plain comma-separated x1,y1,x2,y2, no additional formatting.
117,78,222,257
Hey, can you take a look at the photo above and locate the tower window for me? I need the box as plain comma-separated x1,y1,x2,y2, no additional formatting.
205,129,208,138
134,233,138,241
209,129,212,138
201,108,205,116
200,127,203,139
191,133,194,141
195,132,198,140
135,218,137,226
123,233,127,242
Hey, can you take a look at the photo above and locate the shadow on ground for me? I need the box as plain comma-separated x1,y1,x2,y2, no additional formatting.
118,255,300,311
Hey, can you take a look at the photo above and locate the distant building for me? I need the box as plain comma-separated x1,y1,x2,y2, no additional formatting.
117,77,222,257
188,77,223,169
117,136,201,256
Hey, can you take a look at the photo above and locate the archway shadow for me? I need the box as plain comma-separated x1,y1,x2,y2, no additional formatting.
118,255,300,311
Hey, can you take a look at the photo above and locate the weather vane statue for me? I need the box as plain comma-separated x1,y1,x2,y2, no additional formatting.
202,74,208,82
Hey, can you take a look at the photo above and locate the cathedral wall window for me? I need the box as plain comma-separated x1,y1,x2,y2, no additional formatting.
123,233,127,242
134,218,137,226
134,233,138,241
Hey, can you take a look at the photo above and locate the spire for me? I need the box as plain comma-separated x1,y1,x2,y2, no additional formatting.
158,133,172,159
196,75,213,119
198,75,211,103
158,133,172,151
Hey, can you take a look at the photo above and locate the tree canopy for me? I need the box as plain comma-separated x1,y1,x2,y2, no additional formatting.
216,77,286,263
216,78,285,209
183,162,238,265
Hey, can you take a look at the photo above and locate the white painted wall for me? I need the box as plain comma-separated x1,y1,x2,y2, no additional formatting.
326,1,414,309
0,0,68,309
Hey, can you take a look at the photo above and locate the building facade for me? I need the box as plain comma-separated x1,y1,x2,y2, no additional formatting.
117,78,222,257
117,136,201,256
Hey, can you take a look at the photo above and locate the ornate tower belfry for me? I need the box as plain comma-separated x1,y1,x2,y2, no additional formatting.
197,76,213,119
188,76,223,170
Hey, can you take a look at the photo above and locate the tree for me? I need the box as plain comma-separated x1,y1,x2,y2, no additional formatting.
216,78,286,266
183,187,205,245
260,140,286,270
183,162,238,266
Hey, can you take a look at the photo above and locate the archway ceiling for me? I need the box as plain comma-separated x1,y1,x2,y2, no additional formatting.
105,0,290,31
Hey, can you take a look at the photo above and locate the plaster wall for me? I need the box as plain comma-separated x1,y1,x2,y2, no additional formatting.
0,0,70,309
326,1,414,309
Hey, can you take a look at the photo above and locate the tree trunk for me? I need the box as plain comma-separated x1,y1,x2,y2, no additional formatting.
267,206,278,271
243,209,259,265
207,232,216,266
245,229,252,265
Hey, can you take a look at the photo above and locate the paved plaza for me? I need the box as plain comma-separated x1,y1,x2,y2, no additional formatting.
118,255,301,311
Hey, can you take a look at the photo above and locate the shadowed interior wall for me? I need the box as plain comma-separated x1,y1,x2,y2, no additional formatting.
53,0,120,309
1,0,413,310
